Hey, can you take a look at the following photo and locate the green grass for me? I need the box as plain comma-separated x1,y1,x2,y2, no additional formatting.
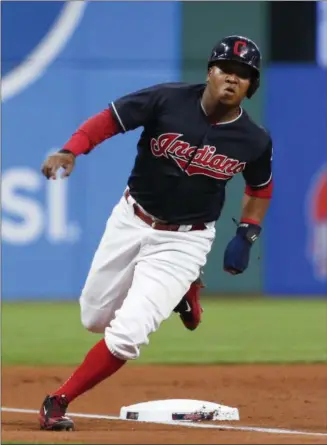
2,298,326,366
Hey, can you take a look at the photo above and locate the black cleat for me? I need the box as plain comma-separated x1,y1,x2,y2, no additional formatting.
39,394,74,431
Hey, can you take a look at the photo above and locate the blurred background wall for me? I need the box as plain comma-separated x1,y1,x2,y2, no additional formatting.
2,1,327,300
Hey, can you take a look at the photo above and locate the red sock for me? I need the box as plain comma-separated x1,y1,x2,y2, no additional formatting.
53,339,125,403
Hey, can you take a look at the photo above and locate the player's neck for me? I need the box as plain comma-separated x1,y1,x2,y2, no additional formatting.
201,93,241,125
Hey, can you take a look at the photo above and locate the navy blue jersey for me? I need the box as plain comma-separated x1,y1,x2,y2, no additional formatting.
110,82,272,225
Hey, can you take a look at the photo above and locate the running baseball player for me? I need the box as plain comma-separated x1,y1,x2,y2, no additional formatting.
39,35,273,431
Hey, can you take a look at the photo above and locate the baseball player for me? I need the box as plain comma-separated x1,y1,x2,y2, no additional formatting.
39,35,273,431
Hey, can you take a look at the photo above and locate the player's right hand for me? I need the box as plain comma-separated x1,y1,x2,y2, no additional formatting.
41,152,76,180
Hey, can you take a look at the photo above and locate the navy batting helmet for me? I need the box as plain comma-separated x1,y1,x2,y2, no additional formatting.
208,35,261,98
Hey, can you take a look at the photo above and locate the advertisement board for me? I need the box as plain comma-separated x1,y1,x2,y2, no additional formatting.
2,1,180,299
264,66,327,296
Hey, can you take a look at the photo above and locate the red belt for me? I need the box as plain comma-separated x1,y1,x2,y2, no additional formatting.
124,190,206,232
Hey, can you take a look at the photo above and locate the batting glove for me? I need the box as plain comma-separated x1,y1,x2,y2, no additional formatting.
223,220,261,274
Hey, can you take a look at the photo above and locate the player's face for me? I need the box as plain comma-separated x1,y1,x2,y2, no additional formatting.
207,60,253,105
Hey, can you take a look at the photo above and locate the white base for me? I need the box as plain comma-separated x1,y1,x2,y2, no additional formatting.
120,399,239,422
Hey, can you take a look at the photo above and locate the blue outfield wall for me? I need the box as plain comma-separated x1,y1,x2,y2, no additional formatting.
3,3,326,300
2,1,181,300
264,65,327,297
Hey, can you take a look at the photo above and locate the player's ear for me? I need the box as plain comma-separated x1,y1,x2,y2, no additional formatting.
206,67,213,82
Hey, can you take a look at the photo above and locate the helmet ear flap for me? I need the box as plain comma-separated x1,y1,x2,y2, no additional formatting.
247,76,260,99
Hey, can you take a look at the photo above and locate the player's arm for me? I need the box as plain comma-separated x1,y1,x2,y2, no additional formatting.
240,141,273,225
41,109,121,179
41,85,161,179
240,193,271,225
223,140,273,274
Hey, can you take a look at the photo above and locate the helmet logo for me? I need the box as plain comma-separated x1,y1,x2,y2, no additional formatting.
233,40,247,56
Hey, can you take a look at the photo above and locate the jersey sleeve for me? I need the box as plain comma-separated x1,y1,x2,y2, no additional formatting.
110,84,161,132
242,138,273,189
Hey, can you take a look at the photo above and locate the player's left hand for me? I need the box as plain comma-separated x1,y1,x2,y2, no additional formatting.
223,221,261,274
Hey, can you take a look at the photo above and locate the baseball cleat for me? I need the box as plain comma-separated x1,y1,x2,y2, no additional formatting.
39,394,74,431
174,277,204,331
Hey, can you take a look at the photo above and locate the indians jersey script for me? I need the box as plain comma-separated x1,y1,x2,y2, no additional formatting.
110,82,272,225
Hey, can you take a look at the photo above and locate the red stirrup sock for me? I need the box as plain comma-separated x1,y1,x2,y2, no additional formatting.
53,339,125,403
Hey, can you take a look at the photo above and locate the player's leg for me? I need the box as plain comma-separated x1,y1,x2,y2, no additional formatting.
39,195,141,430
51,226,214,407
39,339,124,431
105,226,215,360
39,224,214,430
173,275,205,330
78,195,141,333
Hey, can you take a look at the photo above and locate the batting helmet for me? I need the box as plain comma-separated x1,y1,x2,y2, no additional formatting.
208,35,261,98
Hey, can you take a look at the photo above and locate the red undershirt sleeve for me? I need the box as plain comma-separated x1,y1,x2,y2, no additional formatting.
242,139,273,199
245,181,273,199
62,108,122,156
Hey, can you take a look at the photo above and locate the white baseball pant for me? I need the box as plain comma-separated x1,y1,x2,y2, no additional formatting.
79,191,215,360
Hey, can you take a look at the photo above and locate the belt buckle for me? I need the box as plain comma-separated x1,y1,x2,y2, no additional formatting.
151,216,161,229
151,218,167,230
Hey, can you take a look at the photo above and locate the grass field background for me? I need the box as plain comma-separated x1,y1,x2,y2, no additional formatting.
2,298,327,366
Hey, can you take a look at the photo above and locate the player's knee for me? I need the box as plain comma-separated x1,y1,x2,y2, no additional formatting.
80,302,107,333
81,313,105,333
82,317,105,333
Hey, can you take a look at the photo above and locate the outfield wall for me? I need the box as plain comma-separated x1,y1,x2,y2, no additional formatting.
2,2,326,299
264,66,327,296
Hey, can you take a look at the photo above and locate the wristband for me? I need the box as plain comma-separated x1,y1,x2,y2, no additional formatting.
237,221,261,244
58,149,76,157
